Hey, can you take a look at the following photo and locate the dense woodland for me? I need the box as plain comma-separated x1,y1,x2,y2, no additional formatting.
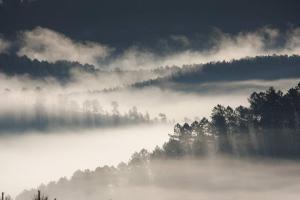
15,82,300,200
159,82,300,158
128,81,300,158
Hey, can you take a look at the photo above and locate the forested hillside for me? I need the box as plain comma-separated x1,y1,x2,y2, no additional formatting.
133,55,300,88
159,82,300,157
0,54,96,81
0,54,180,83
16,82,300,200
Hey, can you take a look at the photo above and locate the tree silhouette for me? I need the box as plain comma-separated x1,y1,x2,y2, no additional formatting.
163,82,300,157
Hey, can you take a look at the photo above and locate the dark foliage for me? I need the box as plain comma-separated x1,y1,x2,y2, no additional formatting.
0,54,96,81
133,55,300,88
160,82,300,158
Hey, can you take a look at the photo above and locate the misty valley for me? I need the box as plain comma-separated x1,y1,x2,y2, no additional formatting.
1,78,300,200
1,1,300,199
6,82,299,200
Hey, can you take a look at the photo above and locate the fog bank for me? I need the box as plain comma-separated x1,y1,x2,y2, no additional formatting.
0,124,171,196
17,157,300,200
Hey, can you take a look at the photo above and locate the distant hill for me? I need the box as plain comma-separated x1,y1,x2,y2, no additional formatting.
0,54,97,81
133,55,300,88
0,54,181,84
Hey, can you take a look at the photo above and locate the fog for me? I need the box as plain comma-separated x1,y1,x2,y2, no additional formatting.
0,72,297,127
11,27,300,70
16,157,300,200
17,27,111,66
2,27,300,70
0,124,171,196
0,37,9,53
1,76,298,197
1,25,300,199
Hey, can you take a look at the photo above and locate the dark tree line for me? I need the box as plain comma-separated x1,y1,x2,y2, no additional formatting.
152,82,300,158
0,54,180,85
173,55,300,84
133,55,300,88
0,54,96,81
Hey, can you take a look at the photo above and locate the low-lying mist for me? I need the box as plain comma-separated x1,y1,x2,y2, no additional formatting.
0,124,171,196
17,157,300,200
1,26,300,200
0,72,297,128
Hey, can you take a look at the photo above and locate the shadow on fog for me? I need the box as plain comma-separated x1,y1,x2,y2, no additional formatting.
0,105,167,133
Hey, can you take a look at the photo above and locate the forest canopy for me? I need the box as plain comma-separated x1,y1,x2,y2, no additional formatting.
157,82,300,158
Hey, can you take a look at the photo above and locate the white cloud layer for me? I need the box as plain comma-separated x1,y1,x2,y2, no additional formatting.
106,27,300,70
17,27,111,66
12,26,300,69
